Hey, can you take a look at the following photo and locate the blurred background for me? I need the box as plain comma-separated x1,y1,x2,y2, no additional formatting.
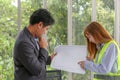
0,0,120,80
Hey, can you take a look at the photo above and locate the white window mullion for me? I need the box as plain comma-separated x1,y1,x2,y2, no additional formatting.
68,0,73,80
92,0,97,21
91,0,97,80
114,0,120,44
17,0,21,33
43,0,47,9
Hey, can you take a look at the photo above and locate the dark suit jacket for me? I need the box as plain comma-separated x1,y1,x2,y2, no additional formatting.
14,27,51,80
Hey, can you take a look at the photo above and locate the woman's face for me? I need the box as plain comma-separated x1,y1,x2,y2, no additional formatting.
86,34,97,44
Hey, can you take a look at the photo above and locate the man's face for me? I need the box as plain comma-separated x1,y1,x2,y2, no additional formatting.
35,22,49,38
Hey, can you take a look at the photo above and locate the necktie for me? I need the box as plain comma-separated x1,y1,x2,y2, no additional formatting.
34,38,39,50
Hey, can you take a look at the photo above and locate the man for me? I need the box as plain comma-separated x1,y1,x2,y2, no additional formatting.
14,8,56,80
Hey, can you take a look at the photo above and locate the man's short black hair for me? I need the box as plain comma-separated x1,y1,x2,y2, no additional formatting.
29,8,55,26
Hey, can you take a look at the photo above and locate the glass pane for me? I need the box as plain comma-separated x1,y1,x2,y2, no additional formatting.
97,0,114,37
0,0,17,80
72,0,92,80
21,0,42,29
72,0,92,45
47,0,68,80
47,0,68,51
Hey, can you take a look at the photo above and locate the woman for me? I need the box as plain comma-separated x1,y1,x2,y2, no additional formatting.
78,21,120,80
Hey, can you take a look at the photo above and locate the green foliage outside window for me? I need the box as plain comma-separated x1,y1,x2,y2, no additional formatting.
0,0,114,80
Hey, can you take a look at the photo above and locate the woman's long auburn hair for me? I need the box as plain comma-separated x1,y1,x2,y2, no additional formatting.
84,21,113,59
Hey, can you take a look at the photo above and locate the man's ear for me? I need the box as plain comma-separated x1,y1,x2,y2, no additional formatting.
38,22,43,29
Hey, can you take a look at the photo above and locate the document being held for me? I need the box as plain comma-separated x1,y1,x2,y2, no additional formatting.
51,45,87,74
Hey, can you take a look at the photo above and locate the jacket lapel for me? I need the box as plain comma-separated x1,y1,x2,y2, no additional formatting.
24,27,40,57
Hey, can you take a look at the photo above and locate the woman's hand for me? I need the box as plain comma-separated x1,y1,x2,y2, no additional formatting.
86,56,93,61
78,61,85,69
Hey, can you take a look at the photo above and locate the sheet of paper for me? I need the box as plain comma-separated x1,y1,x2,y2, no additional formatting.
51,45,87,74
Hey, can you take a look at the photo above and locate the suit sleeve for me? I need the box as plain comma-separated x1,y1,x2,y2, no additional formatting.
47,56,51,65
39,48,51,65
17,42,45,76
